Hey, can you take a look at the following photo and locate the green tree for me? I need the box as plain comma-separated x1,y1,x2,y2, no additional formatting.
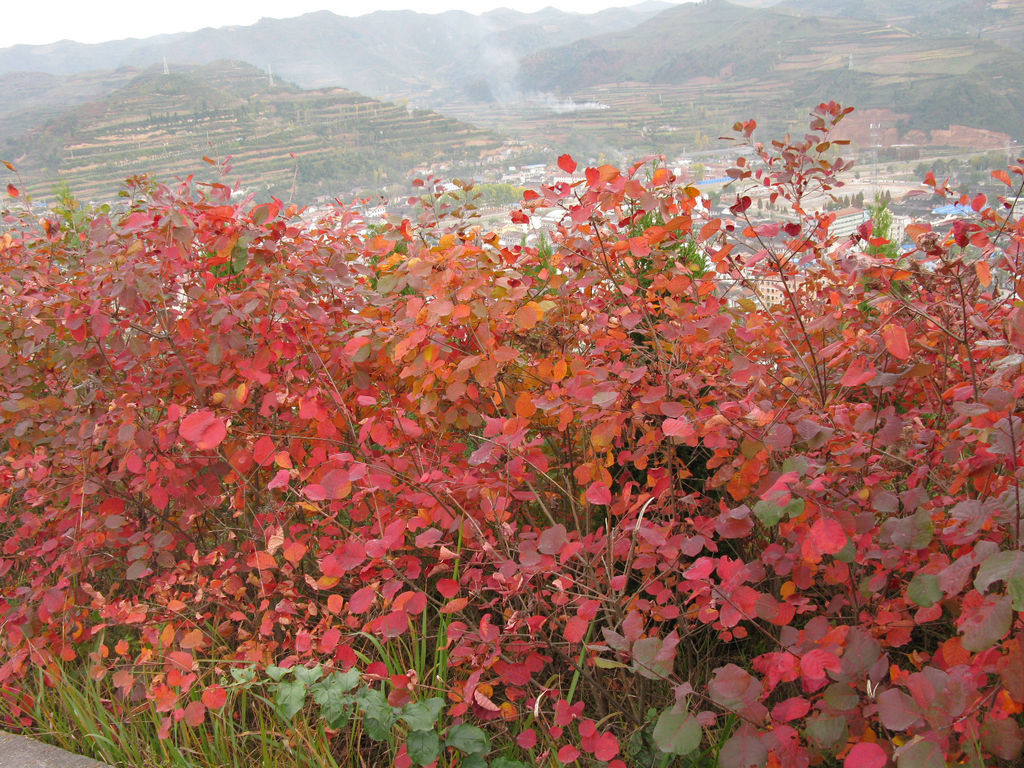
866,194,900,259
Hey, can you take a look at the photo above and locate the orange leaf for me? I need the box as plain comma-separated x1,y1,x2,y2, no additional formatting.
698,218,721,243
327,594,345,614
282,540,307,565
881,324,910,360
202,685,228,710
976,260,992,287
441,597,469,614
514,301,544,331
515,392,537,419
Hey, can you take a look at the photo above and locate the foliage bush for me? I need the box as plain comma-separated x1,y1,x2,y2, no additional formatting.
1,102,1023,768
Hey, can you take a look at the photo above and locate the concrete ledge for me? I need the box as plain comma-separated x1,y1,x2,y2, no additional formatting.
0,731,114,768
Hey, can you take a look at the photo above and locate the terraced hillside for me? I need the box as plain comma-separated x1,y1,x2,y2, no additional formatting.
6,61,502,202
511,0,1024,154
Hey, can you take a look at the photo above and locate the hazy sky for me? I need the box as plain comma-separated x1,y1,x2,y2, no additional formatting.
2,0,688,48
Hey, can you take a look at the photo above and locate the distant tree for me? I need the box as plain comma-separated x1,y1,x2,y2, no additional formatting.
866,194,900,259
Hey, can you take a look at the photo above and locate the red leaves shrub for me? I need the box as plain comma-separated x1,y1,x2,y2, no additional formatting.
2,102,1024,766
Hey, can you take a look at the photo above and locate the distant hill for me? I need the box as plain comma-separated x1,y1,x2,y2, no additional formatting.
3,61,502,202
516,0,1024,139
0,5,671,107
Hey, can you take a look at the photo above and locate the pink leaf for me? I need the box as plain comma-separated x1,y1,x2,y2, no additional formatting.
267,469,290,490
182,700,206,727
845,743,887,768
662,417,695,439
179,410,227,450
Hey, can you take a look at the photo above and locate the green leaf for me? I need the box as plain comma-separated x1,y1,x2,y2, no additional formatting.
491,759,529,768
975,551,1024,610
446,724,490,754
229,665,256,685
460,755,487,768
265,665,288,682
822,683,859,712
356,688,395,742
754,496,803,527
804,713,846,748
652,710,701,755
311,678,354,729
961,594,1013,652
406,730,441,766
274,680,307,721
781,456,808,476
1009,574,1024,612
717,724,767,768
401,697,445,731
294,664,323,686
330,668,362,693
833,539,856,563
753,499,784,527
593,657,627,669
895,737,945,768
631,637,673,680
230,242,249,274
907,572,942,607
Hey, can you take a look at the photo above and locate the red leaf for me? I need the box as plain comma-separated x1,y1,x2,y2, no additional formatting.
349,586,376,614
771,696,810,722
593,732,619,761
517,729,538,749
201,685,227,710
436,578,459,598
586,482,612,506
808,518,846,556
564,615,589,643
319,626,341,654
253,435,276,466
844,743,887,768
558,154,578,174
557,745,580,764
6,182,20,197
840,357,876,387
381,610,409,638
881,324,910,360
179,410,227,450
